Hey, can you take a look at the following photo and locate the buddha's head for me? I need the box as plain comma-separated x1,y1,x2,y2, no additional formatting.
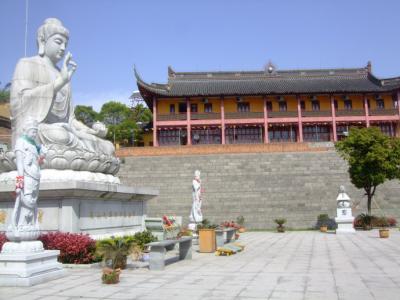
37,18,69,64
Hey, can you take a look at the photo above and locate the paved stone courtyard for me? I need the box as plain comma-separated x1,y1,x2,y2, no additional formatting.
1,230,400,300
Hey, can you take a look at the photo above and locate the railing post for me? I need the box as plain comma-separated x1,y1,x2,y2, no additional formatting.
186,97,191,145
221,96,225,144
153,96,158,147
263,96,269,143
364,94,370,127
297,95,303,142
330,94,337,142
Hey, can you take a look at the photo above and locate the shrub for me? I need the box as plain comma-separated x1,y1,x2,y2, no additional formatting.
132,230,157,250
197,219,218,230
0,233,8,251
355,213,374,230
372,216,389,228
387,217,397,227
315,214,337,230
39,232,98,264
236,216,245,227
274,218,286,226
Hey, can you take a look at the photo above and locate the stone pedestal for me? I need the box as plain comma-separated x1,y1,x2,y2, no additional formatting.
188,223,199,245
335,217,356,234
0,172,159,238
0,241,65,286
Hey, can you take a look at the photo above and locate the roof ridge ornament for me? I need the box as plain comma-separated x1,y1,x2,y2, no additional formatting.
168,66,176,77
367,61,372,73
265,60,276,75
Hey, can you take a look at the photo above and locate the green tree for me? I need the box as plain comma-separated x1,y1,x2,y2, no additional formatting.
99,101,132,126
131,103,152,123
335,127,400,214
99,101,133,145
74,105,98,126
0,82,11,103
130,103,152,144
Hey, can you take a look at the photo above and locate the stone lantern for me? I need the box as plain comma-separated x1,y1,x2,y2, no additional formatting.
335,186,356,233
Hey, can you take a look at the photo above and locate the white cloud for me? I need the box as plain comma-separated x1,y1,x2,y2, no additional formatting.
73,90,133,112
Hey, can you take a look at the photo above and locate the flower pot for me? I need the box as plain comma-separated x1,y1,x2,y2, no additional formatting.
277,226,285,233
114,256,127,270
198,229,216,253
362,224,372,231
320,226,328,233
102,268,121,284
238,227,246,233
379,229,390,238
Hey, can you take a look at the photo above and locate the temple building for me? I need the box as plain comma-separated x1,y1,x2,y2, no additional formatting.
136,62,400,146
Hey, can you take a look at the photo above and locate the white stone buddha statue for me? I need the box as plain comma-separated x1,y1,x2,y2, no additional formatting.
5,18,119,175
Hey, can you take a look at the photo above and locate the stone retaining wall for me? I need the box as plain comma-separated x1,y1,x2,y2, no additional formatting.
118,149,400,229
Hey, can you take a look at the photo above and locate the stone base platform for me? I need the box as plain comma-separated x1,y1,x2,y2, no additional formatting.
0,173,159,237
335,217,356,234
0,248,65,287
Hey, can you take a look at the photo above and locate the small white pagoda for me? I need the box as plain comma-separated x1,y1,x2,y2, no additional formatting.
335,186,356,234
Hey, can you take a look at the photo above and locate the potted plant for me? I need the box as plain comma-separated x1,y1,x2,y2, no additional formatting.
317,214,330,232
197,219,218,253
236,215,246,233
96,236,136,284
376,216,390,238
357,213,373,230
274,218,286,233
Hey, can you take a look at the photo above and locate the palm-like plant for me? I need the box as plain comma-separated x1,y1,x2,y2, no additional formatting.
96,237,136,269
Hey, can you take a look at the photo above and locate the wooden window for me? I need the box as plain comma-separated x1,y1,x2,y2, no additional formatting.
312,101,320,111
237,102,250,112
379,123,395,137
191,104,198,113
300,101,306,110
344,100,352,110
159,129,187,146
376,99,385,109
226,126,263,144
303,125,330,142
279,102,287,112
266,101,273,112
204,103,213,113
178,103,186,113
169,104,175,113
334,100,338,110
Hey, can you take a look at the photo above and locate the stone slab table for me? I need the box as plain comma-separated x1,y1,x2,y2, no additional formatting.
145,236,192,271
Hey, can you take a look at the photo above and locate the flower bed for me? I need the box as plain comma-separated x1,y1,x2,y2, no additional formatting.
39,232,98,264
0,232,7,251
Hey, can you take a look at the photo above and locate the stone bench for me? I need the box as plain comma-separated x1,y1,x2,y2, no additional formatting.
145,236,192,270
215,228,237,247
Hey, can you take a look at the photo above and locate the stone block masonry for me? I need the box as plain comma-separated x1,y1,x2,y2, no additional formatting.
118,150,400,229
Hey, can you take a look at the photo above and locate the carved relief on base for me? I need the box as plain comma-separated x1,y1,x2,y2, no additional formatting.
0,146,120,175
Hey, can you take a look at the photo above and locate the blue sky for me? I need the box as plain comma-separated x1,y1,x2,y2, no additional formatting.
1,0,400,110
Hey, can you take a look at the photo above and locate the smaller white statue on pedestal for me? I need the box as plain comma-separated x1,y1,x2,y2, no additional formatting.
7,119,47,242
188,170,203,231
0,120,65,287
335,185,356,234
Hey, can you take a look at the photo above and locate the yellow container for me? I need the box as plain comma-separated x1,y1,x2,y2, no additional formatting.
199,229,216,253
379,229,389,238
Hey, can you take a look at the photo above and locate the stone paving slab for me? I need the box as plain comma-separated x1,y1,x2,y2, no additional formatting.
1,230,400,299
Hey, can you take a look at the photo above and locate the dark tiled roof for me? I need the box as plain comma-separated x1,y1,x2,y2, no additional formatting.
135,65,400,107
